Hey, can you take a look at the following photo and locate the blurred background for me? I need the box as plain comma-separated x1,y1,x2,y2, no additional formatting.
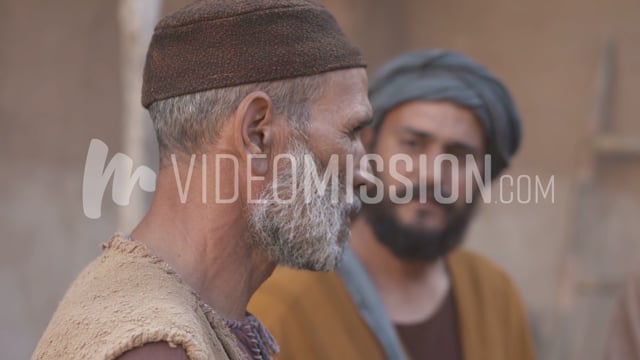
2,0,639,359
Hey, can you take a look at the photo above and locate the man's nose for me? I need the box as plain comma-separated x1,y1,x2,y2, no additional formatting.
422,146,453,196
353,157,374,190
351,141,375,193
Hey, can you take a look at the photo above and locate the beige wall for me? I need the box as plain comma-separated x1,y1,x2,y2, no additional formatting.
1,1,123,358
2,0,639,359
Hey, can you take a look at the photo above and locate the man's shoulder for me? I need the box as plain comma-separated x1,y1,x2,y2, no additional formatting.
448,248,519,294
249,266,346,321
253,266,342,303
33,235,219,360
60,235,199,310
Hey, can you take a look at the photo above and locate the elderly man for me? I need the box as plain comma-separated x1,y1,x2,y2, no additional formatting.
249,50,536,360
33,1,372,359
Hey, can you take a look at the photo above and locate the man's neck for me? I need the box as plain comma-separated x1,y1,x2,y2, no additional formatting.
130,167,274,321
350,217,451,324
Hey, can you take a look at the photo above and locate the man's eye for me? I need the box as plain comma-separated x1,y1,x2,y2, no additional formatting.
450,151,478,166
402,139,419,148
349,125,364,139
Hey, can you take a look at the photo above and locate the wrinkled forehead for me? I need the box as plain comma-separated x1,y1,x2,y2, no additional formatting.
321,68,372,118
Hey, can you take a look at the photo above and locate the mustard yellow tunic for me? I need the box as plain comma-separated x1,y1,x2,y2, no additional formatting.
249,248,536,360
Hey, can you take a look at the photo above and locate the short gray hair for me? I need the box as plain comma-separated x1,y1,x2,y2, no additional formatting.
148,73,328,163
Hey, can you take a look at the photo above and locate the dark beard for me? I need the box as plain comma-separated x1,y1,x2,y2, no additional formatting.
363,191,477,262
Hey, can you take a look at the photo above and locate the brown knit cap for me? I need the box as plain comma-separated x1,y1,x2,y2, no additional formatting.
141,0,366,108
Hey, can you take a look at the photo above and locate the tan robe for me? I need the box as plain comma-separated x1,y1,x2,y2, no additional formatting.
605,273,640,360
249,248,536,360
32,234,245,360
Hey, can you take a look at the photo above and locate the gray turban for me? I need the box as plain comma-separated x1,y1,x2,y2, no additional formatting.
369,49,521,178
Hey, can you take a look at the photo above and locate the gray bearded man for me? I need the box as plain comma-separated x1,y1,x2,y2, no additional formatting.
32,1,372,359
250,50,536,360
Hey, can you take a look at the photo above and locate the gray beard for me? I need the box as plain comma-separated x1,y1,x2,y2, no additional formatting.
247,139,358,271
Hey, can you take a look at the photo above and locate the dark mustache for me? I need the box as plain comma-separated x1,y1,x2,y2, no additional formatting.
394,185,454,207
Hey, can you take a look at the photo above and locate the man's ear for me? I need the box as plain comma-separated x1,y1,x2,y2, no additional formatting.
233,91,273,176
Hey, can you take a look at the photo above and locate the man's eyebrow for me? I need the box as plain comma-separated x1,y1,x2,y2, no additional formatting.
401,126,481,153
447,141,482,155
357,116,374,128
401,126,434,139
352,109,373,127
364,108,373,120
